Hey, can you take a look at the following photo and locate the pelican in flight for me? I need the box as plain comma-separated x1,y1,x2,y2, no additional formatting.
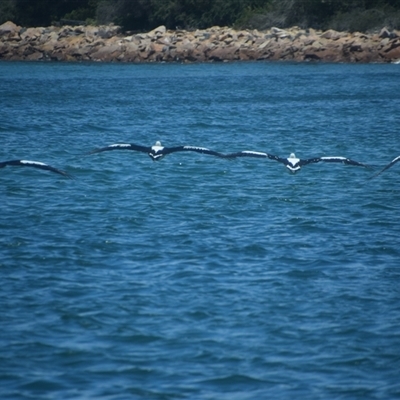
370,155,400,179
88,141,226,161
0,159,72,178
224,151,369,172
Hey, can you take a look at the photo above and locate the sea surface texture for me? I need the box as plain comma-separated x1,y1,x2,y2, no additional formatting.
1,61,400,399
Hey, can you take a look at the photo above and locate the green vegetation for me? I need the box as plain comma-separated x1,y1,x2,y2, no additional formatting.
1,0,400,32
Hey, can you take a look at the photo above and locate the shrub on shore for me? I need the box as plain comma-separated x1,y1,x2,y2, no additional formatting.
0,0,400,33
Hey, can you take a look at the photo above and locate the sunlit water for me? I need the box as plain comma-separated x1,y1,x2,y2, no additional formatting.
1,61,400,399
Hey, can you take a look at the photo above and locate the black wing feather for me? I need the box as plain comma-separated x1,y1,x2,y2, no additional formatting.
300,156,368,167
87,143,150,155
266,153,289,165
299,157,324,166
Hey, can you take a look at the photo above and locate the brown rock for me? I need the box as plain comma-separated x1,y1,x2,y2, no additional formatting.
138,42,154,60
64,42,92,60
303,36,317,46
258,40,274,52
380,38,390,47
97,25,120,39
63,35,87,49
0,41,6,55
85,26,100,41
238,47,259,61
90,44,122,61
384,46,400,60
26,51,43,61
20,27,45,42
320,29,344,40
191,42,211,62
0,21,20,36
380,39,400,61
148,25,166,38
150,42,166,54
58,26,74,39
208,44,238,61
49,49,67,61
122,41,140,60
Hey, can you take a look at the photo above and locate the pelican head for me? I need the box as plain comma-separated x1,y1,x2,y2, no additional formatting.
154,141,162,146
289,153,296,159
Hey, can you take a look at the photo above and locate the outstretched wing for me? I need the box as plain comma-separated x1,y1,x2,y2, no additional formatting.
163,146,226,158
223,150,270,159
301,156,369,168
0,159,72,178
87,143,150,155
320,156,368,167
370,155,400,179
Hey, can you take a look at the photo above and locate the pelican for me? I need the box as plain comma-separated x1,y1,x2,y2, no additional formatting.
88,141,226,161
370,155,400,179
0,159,72,178
224,151,369,172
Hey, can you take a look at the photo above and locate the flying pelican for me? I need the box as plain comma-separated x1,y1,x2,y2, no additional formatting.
88,141,226,161
370,155,400,179
0,159,72,178
224,151,369,172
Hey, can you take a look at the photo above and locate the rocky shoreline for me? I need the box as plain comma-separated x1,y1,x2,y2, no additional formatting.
1,20,400,63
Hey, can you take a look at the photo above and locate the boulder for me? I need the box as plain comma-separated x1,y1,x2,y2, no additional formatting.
191,42,211,62
271,27,290,39
208,44,239,61
148,25,166,38
0,41,6,55
238,46,259,61
85,26,100,40
0,21,20,36
26,51,43,61
20,27,45,42
90,43,122,61
97,25,120,39
380,38,400,60
379,27,398,39
320,29,344,40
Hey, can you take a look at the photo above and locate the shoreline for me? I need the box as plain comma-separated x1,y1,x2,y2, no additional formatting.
1,20,400,63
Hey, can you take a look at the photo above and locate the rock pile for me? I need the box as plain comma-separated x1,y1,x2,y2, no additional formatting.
1,20,400,63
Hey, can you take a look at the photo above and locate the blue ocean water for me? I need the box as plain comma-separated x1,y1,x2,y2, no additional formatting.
1,61,400,399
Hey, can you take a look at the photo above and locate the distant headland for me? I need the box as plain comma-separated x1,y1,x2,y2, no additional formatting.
1,20,399,63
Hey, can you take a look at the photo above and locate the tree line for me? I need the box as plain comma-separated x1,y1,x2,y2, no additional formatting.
1,0,400,32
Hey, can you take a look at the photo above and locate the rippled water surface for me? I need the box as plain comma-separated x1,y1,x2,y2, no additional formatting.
1,61,400,399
